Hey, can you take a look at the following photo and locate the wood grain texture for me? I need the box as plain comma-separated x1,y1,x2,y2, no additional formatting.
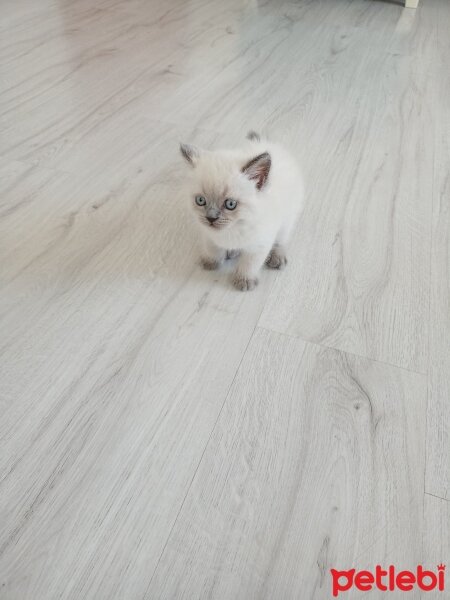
149,327,426,600
0,0,448,598
424,0,450,501
0,134,272,598
258,2,436,373
0,0,241,165
423,495,450,567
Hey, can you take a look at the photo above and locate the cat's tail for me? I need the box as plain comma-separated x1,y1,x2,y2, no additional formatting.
246,130,261,142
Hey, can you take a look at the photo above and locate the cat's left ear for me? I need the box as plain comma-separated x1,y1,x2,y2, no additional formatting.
242,152,271,190
180,143,200,167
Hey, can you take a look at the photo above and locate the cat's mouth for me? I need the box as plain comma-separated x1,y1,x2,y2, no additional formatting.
202,219,226,230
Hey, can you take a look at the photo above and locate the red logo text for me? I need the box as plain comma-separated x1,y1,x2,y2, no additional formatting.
330,565,445,597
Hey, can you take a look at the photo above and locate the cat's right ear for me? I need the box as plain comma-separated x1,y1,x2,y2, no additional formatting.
180,143,200,167
242,152,271,190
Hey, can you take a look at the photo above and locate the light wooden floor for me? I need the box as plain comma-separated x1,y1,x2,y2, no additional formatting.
1,1,449,598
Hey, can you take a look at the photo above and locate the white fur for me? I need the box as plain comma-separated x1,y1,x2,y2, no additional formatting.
180,135,304,290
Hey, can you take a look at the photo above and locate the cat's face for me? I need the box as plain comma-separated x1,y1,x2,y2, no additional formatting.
180,143,271,234
193,192,238,231
190,182,246,232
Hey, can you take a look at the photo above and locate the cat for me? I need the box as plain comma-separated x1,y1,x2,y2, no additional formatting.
179,131,304,291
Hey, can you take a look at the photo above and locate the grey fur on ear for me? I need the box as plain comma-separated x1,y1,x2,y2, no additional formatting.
180,143,200,166
242,152,271,190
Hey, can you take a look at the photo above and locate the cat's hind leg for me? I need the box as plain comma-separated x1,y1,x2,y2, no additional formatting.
266,243,287,270
265,221,293,270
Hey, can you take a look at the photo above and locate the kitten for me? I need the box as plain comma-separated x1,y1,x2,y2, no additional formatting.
179,131,304,291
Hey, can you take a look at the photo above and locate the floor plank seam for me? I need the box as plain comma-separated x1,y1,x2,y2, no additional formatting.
424,491,450,503
256,324,428,376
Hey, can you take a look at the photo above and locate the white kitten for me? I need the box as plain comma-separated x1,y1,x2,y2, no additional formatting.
179,131,304,291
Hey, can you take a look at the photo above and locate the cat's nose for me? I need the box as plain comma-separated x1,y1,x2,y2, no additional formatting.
206,208,220,223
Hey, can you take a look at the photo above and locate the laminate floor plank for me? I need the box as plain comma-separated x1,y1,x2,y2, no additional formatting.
424,0,450,501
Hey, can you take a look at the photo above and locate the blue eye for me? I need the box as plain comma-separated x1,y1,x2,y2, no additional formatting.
224,198,237,210
195,195,206,206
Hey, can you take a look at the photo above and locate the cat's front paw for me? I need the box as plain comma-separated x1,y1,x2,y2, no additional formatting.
266,249,287,270
201,257,222,271
232,273,259,291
